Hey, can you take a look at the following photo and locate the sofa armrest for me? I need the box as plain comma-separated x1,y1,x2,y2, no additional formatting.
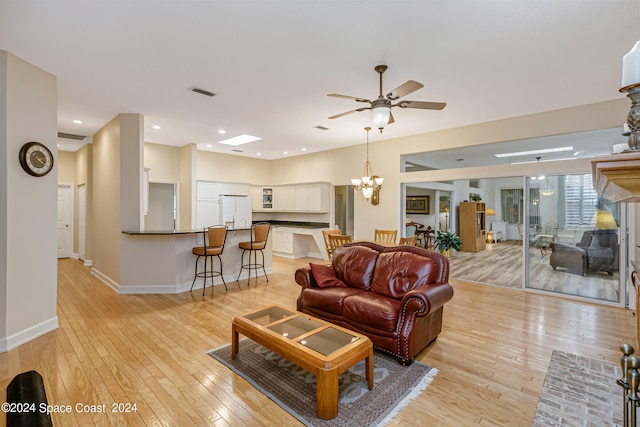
550,242,587,255
294,267,318,289
400,282,454,316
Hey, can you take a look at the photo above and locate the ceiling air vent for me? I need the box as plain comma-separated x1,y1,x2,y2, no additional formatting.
314,125,329,131
189,86,216,97
232,149,243,153
58,132,87,140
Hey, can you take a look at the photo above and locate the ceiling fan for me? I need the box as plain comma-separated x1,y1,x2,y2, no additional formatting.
328,65,446,132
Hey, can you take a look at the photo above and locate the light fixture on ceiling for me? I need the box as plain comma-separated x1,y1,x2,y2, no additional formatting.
494,146,574,158
218,134,261,146
371,100,391,131
351,127,383,200
327,64,446,133
621,40,640,151
540,177,555,196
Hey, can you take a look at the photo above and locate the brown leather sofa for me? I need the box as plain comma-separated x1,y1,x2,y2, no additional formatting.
294,242,453,365
549,229,618,276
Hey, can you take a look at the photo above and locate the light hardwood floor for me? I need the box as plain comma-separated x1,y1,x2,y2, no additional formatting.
448,240,620,302
0,256,635,426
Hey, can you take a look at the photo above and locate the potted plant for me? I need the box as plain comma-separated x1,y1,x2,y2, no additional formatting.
470,193,482,202
434,230,462,257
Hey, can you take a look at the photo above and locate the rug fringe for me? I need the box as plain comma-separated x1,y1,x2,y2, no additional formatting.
375,367,439,426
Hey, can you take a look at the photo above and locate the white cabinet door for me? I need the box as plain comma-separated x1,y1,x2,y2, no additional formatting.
274,186,295,211
197,181,220,200
305,183,323,211
295,185,307,211
250,186,262,211
272,229,293,253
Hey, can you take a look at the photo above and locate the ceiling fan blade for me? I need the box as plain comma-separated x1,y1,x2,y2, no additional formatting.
328,107,370,119
386,80,423,100
388,112,395,125
395,100,446,110
327,93,371,103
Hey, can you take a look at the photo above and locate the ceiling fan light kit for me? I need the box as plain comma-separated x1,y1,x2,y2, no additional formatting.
328,64,446,132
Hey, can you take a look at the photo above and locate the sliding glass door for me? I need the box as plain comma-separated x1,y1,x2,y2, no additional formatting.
525,174,622,304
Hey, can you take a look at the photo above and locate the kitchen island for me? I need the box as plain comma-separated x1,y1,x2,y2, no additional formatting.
118,228,273,294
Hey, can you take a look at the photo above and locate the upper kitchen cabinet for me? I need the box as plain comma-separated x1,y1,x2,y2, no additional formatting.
252,182,329,212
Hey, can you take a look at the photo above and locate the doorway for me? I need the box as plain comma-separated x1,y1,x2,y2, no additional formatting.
146,182,176,230
78,184,86,262
334,185,354,235
57,184,73,258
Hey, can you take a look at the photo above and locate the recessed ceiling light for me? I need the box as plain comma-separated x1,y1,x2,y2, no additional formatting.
218,134,261,146
283,151,289,155
206,144,213,148
256,153,262,156
152,125,160,130
494,146,574,158
72,120,83,124
301,148,307,151
218,130,226,134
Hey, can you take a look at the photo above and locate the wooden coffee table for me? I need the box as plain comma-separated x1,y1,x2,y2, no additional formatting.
231,304,374,420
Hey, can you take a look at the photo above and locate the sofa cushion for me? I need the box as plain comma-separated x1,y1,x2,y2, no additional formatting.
332,245,379,290
343,292,401,333
309,263,346,288
301,287,366,316
371,251,437,299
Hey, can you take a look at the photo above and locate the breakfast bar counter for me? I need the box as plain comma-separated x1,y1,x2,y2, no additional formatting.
119,228,273,294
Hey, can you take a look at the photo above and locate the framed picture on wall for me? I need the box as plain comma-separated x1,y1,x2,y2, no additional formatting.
406,196,430,214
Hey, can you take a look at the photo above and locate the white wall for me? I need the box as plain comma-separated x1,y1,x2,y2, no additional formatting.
0,51,59,351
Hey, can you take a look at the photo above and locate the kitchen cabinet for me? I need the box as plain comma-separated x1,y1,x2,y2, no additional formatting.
274,186,295,211
271,228,293,253
271,226,329,259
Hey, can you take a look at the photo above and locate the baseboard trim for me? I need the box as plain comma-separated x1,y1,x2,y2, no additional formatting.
0,316,59,353
116,267,275,295
91,268,120,293
83,259,93,267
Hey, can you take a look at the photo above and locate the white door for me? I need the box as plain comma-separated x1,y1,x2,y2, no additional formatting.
57,184,73,258
78,185,86,261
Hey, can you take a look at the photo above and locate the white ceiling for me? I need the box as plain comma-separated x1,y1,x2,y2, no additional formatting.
1,1,638,159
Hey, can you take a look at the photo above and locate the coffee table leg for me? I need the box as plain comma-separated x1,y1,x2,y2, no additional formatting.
366,350,374,390
316,369,339,420
231,324,239,360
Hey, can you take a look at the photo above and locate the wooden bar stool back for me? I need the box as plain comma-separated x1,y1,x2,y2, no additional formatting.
237,222,271,285
190,225,228,295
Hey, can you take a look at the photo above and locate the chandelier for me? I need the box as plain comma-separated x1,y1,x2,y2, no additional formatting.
540,177,555,196
351,127,384,200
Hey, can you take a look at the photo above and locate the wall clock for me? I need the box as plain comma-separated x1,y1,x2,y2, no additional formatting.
19,141,54,177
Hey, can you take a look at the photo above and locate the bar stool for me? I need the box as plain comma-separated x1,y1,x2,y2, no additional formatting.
190,225,228,295
237,222,270,285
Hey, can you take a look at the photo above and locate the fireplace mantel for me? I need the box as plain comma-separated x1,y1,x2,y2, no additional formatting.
591,151,640,203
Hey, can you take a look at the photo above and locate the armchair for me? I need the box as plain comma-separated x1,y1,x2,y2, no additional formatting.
550,229,618,276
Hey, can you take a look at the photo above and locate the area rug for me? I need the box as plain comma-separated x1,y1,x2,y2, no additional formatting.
533,350,623,426
208,340,437,427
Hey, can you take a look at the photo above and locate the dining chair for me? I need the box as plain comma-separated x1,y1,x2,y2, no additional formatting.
399,235,418,246
374,229,397,244
322,229,342,259
190,225,228,295
405,224,417,238
328,234,352,254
